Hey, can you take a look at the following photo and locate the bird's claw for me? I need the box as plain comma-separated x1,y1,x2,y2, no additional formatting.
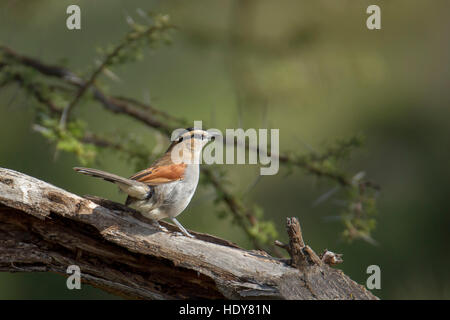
171,231,195,238
150,221,168,233
159,225,169,233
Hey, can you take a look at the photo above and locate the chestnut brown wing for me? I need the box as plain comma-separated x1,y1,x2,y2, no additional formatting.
129,163,187,186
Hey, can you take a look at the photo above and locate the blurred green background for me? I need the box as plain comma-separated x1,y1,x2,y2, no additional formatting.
1,0,449,299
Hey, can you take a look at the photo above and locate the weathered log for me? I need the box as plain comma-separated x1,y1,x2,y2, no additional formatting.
0,167,377,300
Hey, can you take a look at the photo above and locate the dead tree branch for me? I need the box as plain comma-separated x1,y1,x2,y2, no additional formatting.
0,167,377,300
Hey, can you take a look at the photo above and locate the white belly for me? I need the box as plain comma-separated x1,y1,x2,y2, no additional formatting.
130,164,199,221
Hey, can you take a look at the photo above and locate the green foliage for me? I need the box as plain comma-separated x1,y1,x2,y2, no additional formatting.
247,204,278,244
38,118,97,165
281,134,379,243
95,13,173,71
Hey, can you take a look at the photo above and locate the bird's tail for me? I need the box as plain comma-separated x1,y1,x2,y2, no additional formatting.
74,167,135,185
73,167,150,199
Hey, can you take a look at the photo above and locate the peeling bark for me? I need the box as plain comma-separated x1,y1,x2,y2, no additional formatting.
0,168,377,300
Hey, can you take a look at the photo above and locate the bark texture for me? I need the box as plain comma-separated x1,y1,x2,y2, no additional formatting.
0,167,377,300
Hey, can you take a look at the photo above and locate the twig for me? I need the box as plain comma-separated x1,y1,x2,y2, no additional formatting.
59,24,173,129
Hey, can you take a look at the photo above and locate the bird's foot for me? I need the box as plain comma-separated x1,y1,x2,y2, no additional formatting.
170,218,195,238
158,225,169,233
182,231,195,238
150,220,168,233
171,231,195,238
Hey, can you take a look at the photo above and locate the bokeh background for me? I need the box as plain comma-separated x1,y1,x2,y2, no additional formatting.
1,0,449,299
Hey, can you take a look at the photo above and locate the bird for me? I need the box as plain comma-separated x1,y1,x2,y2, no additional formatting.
74,128,218,238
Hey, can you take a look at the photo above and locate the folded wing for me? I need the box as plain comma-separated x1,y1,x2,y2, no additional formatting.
129,163,187,185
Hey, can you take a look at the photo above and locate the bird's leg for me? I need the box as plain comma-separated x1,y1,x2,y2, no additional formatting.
171,218,195,238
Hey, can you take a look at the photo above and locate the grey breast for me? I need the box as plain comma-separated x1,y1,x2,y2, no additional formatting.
162,164,200,216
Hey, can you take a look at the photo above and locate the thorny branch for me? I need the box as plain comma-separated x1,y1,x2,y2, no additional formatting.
59,22,175,129
0,17,379,253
